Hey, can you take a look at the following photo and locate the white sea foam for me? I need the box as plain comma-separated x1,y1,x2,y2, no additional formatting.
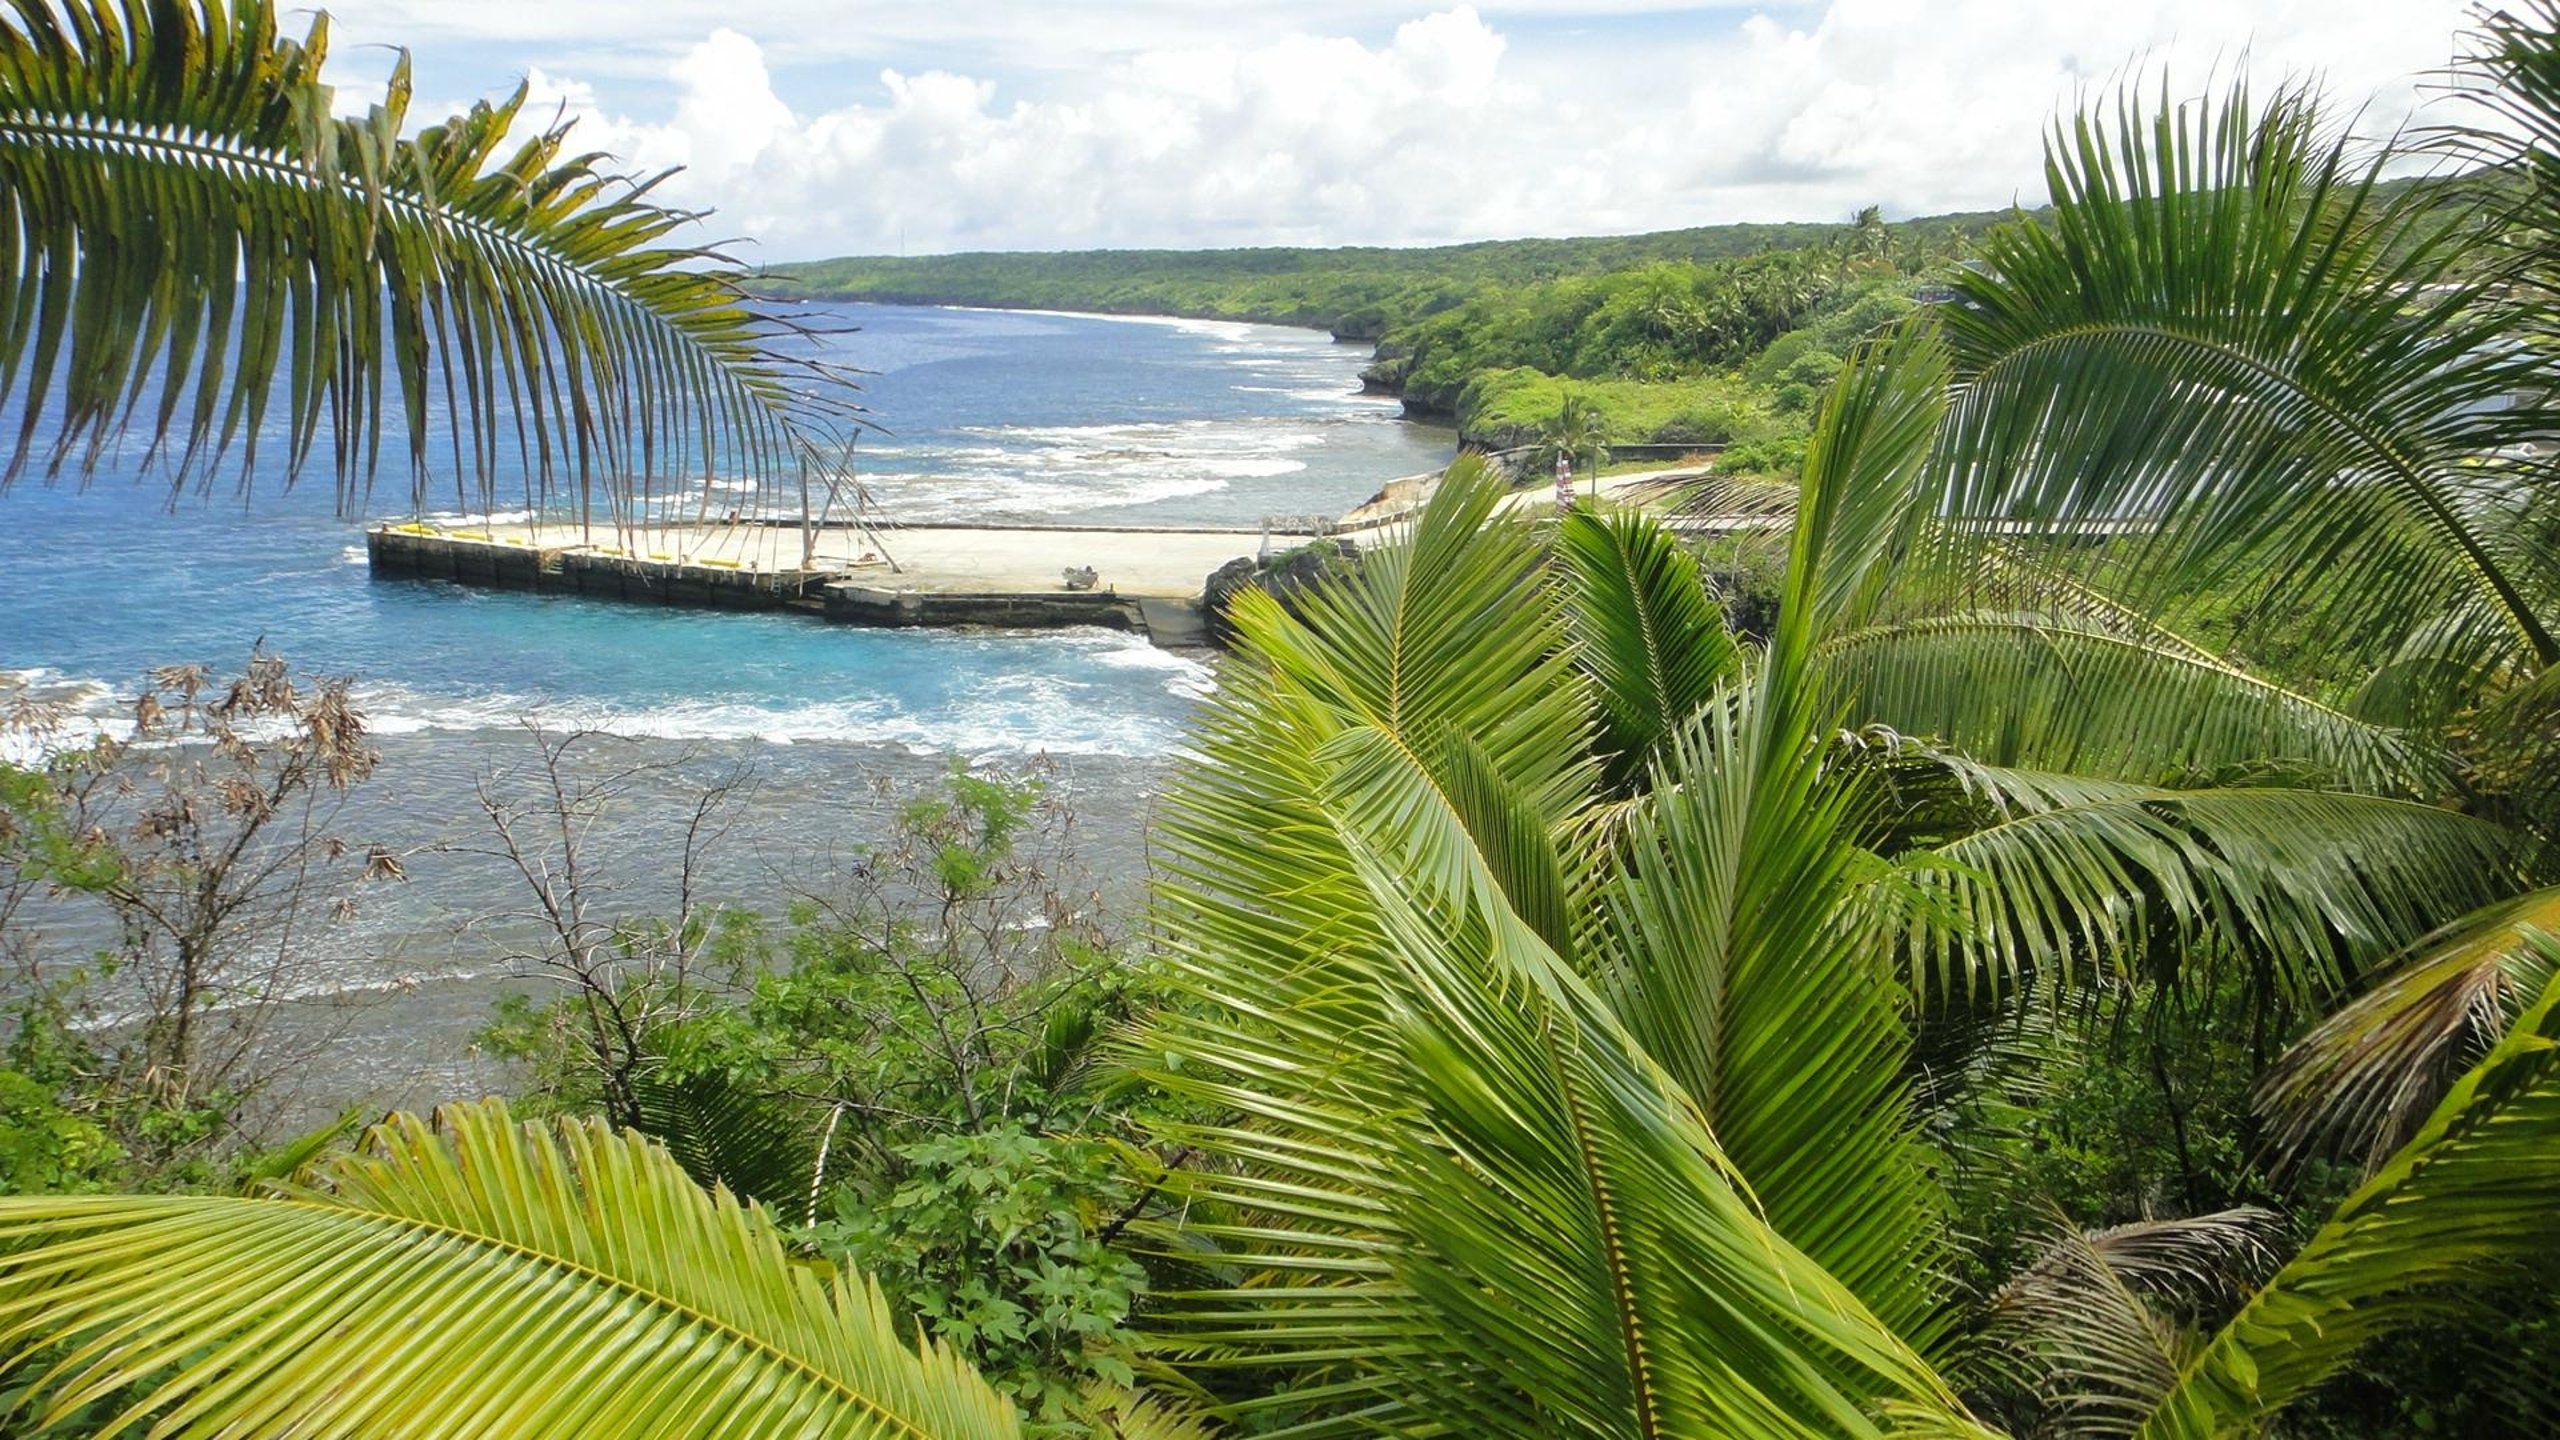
348,630,1208,757
1,666,129,763
988,307,1269,344
5,635,1206,765
357,689,1179,758
417,507,538,527
856,415,1339,520
1233,383,1371,403
1088,641,1218,700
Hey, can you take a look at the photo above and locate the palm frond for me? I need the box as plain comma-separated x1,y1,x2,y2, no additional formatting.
1140,717,1977,1436
1777,317,1954,651
1933,73,2556,688
1593,681,1952,1345
1819,611,2440,795
2437,0,2560,312
1137,458,1985,1433
2135,940,2560,1438
0,1100,1019,1438
629,1062,824,1223
1847,734,2163,857
1259,454,1595,825
1554,504,1741,792
1133,461,1596,1430
1338,822,1973,1437
1981,1209,2285,1440
1082,1387,1225,1440
1906,786,2536,1005
0,0,853,513
2258,884,2560,1176
1153,455,1592,977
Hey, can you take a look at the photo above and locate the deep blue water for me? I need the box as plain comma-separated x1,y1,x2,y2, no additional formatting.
0,304,1450,1110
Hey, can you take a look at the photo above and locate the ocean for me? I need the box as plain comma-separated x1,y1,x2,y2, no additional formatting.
0,303,1453,1111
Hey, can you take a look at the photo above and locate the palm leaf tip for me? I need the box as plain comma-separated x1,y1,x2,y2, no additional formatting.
1938,71,2558,679
0,1099,1020,1439
2258,887,2560,1177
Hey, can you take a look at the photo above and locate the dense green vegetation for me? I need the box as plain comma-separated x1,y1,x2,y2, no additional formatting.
754,207,2003,334
8,2,2560,1438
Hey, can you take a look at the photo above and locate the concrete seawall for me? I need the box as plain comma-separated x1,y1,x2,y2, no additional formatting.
822,581,1144,632
367,528,816,610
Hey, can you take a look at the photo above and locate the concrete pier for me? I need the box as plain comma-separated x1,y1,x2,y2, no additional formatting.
363,520,1280,647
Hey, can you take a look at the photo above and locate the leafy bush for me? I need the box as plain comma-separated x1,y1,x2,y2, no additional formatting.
812,1127,1148,1428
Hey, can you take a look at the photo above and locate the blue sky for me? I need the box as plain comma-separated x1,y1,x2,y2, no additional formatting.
312,1,2471,260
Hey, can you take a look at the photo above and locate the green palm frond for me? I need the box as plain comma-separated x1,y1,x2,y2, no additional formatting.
1554,504,1741,792
1776,317,1953,649
1081,1387,1225,1440
1849,736,2161,851
1134,462,1597,1431
1932,74,2554,688
2440,0,2560,311
0,1100,1019,1438
2257,884,2560,1175
0,0,852,511
2135,939,2560,1438
1138,456,1985,1433
1819,611,2439,795
1141,704,1976,1437
1338,820,1974,1437
1593,682,1951,1344
1905,786,2536,1005
629,1062,824,1222
1154,455,1593,973
1261,454,1595,823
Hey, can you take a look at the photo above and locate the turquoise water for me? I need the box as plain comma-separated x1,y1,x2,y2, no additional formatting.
0,304,1450,1108
0,304,1449,753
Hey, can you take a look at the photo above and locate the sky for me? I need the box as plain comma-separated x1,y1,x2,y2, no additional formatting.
309,1,2477,262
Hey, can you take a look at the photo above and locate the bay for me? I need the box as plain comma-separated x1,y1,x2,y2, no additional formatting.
0,303,1452,1111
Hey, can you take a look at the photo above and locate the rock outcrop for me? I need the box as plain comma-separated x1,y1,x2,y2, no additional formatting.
1199,541,1361,648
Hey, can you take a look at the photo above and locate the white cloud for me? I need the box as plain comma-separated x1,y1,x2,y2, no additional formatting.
330,1,2475,258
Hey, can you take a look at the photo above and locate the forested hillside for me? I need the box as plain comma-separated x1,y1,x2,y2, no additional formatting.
759,208,2003,472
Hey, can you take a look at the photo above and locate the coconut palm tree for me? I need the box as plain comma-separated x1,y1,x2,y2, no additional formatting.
0,1103,1025,1436
1118,23,2560,1426
1129,410,2560,1438
8,460,2559,1438
1537,391,1608,497
1809,42,2560,1171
